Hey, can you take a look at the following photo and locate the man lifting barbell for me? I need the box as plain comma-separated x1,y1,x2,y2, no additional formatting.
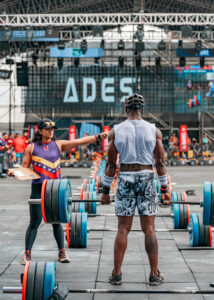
8,118,108,265
101,93,170,286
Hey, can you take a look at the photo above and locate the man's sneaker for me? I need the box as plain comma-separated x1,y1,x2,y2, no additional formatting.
109,270,122,285
58,249,70,263
21,250,31,265
149,270,164,286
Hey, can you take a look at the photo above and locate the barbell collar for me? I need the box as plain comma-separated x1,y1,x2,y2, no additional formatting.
3,287,22,293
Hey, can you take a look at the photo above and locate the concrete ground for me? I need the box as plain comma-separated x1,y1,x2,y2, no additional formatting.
1,165,214,300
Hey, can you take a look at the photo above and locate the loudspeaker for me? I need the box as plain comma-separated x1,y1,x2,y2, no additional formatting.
16,62,29,86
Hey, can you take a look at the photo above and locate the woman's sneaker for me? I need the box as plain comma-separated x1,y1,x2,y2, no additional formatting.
109,270,122,285
58,248,70,263
21,250,31,265
149,270,164,286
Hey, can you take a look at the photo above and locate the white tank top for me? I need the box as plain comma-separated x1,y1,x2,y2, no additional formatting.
114,119,156,166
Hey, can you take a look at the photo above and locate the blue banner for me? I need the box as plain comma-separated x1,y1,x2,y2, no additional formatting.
50,47,103,58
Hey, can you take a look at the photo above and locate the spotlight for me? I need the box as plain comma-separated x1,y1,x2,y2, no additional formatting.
135,25,144,41
204,25,212,39
117,25,121,34
135,56,141,69
178,40,183,49
158,40,166,51
200,56,205,68
32,52,38,66
135,41,145,52
181,25,192,38
118,56,124,68
58,41,65,50
57,58,64,70
47,26,53,35
155,57,161,75
20,42,27,52
4,27,12,41
100,39,105,49
195,40,202,52
80,39,87,54
74,57,79,68
94,57,99,65
92,26,103,37
26,27,33,41
118,39,125,50
72,25,80,39
179,57,186,67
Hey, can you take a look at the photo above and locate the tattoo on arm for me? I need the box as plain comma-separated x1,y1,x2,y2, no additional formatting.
105,129,118,178
154,128,166,176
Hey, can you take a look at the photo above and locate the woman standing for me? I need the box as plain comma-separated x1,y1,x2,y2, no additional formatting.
10,118,107,264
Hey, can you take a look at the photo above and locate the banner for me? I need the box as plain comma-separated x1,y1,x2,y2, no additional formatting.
102,126,110,151
69,126,77,153
179,125,188,152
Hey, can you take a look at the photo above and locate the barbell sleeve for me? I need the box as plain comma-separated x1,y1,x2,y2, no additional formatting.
3,287,22,293
87,213,173,217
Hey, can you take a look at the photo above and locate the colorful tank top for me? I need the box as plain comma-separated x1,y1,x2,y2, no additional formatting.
32,141,61,184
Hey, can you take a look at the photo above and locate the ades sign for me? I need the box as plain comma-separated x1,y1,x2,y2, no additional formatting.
63,77,136,103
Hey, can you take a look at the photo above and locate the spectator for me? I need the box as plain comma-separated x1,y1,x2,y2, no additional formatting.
168,133,178,158
22,130,30,150
14,133,26,154
187,135,192,150
0,132,9,154
6,134,16,165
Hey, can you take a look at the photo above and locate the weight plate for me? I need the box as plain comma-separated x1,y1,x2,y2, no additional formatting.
33,262,45,300
26,262,37,300
171,191,177,213
43,262,56,300
92,192,97,214
76,213,82,248
58,179,72,223
173,204,180,229
209,226,212,247
72,203,79,212
181,193,188,229
204,224,210,247
79,202,85,213
210,183,214,226
70,212,76,247
198,214,205,247
81,212,88,248
189,213,199,247
83,192,89,212
88,191,93,213
45,180,54,223
22,262,30,300
203,182,212,226
41,180,48,223
66,221,71,248
51,179,60,223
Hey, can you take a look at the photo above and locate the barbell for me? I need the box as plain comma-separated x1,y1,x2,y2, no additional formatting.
3,261,214,299
65,212,212,249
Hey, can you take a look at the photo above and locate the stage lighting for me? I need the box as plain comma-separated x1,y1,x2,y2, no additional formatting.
94,57,99,65
74,57,79,67
20,42,27,52
195,40,202,52
47,26,53,35
72,25,80,39
118,56,124,68
179,57,186,67
158,40,166,51
92,26,103,37
135,25,144,41
155,57,161,75
135,56,141,69
200,56,205,68
181,26,192,38
118,39,125,50
26,27,33,41
58,41,65,50
204,26,212,39
80,40,87,54
4,27,12,41
57,58,64,70
100,39,105,49
32,52,38,66
178,40,183,49
135,41,145,52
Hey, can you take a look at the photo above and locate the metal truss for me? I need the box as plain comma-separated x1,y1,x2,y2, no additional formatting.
1,13,214,27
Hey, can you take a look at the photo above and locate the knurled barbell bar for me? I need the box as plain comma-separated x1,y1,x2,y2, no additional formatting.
3,261,214,299
64,212,212,249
